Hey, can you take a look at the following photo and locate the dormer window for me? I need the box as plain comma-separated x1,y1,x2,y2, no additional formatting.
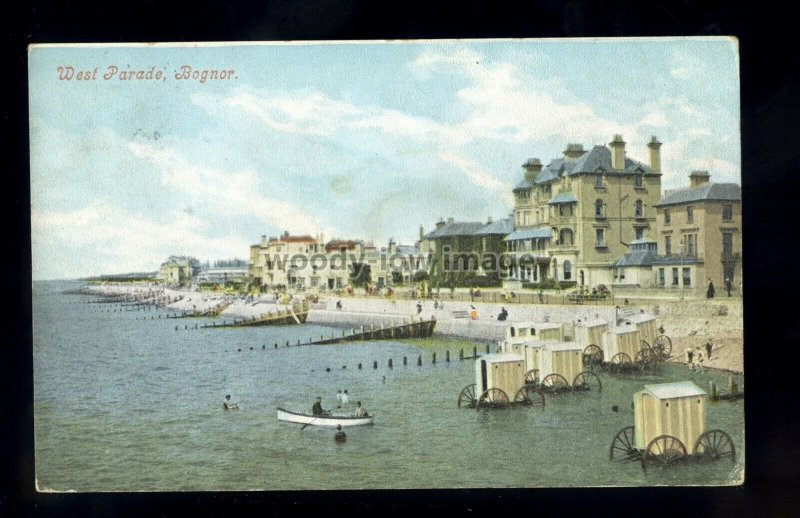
634,175,643,188
595,175,603,188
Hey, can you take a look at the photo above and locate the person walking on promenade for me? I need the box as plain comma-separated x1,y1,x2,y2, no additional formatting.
469,288,475,302
707,280,715,299
705,339,714,359
417,302,423,314
686,348,694,370
725,278,732,297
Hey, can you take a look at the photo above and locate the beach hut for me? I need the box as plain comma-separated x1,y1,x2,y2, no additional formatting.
457,353,543,408
609,381,736,467
506,322,564,342
574,318,609,365
601,325,643,364
620,312,658,345
506,339,558,383
537,342,600,391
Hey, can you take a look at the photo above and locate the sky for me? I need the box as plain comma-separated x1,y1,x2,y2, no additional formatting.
29,38,740,280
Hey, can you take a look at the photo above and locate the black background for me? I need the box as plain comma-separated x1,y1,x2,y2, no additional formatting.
4,1,799,516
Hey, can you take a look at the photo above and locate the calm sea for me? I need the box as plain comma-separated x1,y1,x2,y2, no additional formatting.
33,280,744,491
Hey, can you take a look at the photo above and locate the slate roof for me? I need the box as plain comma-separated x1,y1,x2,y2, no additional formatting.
655,183,741,207
614,251,701,268
505,228,552,241
513,145,652,191
422,221,489,239
473,218,514,236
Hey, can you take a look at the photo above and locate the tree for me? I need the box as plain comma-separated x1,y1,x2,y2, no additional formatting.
349,262,372,288
391,271,404,285
412,270,429,282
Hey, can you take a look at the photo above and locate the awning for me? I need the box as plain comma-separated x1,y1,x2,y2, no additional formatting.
547,192,577,204
505,228,551,241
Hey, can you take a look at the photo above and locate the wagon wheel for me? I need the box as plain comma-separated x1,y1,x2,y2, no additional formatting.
572,371,602,392
514,385,545,407
582,344,603,366
693,429,736,462
635,347,655,370
609,426,637,461
477,388,510,409
641,435,687,468
610,352,632,364
651,335,672,360
457,383,477,408
540,373,572,393
524,369,540,385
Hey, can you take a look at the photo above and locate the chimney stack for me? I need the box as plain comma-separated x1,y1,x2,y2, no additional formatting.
689,170,710,188
647,136,662,173
435,218,446,229
446,217,454,225
522,158,542,181
563,143,585,160
487,216,493,224
609,135,626,170
419,225,424,241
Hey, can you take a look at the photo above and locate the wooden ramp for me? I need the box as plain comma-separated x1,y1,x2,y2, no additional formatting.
200,300,310,329
307,317,437,345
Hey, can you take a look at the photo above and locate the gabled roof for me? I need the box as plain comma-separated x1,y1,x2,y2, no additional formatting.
505,228,551,241
474,218,514,236
481,353,525,363
568,145,652,176
655,183,741,207
613,250,659,267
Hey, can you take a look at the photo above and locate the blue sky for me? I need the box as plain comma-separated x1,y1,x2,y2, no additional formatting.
29,39,740,280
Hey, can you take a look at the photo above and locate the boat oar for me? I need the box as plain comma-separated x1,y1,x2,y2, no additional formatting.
300,411,330,431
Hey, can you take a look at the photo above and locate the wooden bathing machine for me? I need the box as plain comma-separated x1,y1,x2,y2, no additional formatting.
633,381,706,454
620,312,658,345
505,322,563,342
475,353,526,399
574,318,609,348
538,342,585,383
601,325,642,362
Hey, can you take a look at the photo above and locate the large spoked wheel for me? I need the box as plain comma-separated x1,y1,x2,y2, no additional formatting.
582,345,603,366
610,352,632,365
652,335,673,360
524,369,540,385
642,435,687,469
457,383,477,408
609,426,637,461
572,371,602,392
693,429,736,462
477,388,510,409
514,385,545,407
635,346,656,370
540,374,572,393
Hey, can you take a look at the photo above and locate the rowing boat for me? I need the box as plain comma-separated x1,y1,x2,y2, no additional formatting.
276,407,374,427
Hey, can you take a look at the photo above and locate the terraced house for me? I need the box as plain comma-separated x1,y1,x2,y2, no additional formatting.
507,135,663,287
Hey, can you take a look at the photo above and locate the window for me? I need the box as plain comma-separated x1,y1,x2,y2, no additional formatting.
559,228,574,246
658,268,665,286
595,175,604,188
723,204,733,221
563,260,572,280
634,175,643,188
635,199,643,218
665,236,672,256
664,209,671,224
683,267,691,287
672,268,679,286
723,233,733,257
595,199,603,217
595,228,606,247
687,206,694,224
686,234,696,257
635,228,644,240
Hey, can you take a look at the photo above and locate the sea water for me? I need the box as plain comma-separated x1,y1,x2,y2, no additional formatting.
33,281,744,491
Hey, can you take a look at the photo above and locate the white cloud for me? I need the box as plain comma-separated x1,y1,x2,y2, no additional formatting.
31,201,250,279
127,140,338,237
670,50,701,80
437,150,514,207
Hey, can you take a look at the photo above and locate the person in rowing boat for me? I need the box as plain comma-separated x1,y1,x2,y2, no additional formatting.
312,396,330,416
354,401,369,418
223,394,238,410
334,424,347,443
